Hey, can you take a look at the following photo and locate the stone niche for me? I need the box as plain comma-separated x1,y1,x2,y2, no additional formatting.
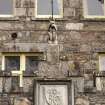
34,80,74,105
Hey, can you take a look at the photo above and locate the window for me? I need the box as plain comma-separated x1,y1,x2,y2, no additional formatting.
83,0,105,18
2,53,25,71
1,52,46,88
26,56,39,73
35,0,63,18
0,0,15,17
5,56,20,71
2,52,45,72
99,54,105,71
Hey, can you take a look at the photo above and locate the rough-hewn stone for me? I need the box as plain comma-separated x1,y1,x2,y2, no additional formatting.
14,98,31,105
0,0,105,105
76,96,89,105
66,23,84,30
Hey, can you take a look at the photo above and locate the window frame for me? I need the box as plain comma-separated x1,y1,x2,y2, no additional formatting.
1,52,45,71
35,0,63,18
83,0,105,19
0,0,15,17
2,53,25,71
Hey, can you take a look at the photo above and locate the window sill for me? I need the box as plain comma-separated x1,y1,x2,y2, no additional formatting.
0,73,37,77
31,17,67,21
0,17,19,21
80,17,105,22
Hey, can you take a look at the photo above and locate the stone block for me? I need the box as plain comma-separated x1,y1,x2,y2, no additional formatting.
29,31,47,43
30,0,35,7
80,44,91,52
28,8,34,16
14,97,31,105
15,8,26,16
5,78,12,92
47,44,59,64
70,31,82,40
14,23,24,30
0,97,11,105
69,0,80,8
63,43,80,53
0,78,11,93
16,0,21,8
0,23,11,29
66,23,84,30
21,0,27,7
84,80,94,92
97,78,105,91
76,96,89,105
73,78,84,93
64,8,75,17
92,42,105,52
4,43,48,52
23,78,33,92
39,62,68,78
35,23,48,30
58,32,72,42
64,0,70,7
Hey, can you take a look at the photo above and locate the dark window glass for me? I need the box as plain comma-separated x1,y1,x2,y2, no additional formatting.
26,56,39,73
0,0,13,15
86,0,104,16
37,0,60,15
5,56,20,71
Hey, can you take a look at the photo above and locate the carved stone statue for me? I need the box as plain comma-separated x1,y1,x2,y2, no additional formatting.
48,19,58,44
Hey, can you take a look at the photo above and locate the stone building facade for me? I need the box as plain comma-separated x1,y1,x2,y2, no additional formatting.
0,0,105,105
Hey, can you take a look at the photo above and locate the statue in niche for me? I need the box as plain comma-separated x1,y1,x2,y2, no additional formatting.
48,18,58,44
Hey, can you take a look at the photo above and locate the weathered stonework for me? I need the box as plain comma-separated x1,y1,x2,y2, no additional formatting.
14,98,31,105
0,0,105,105
66,23,84,30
